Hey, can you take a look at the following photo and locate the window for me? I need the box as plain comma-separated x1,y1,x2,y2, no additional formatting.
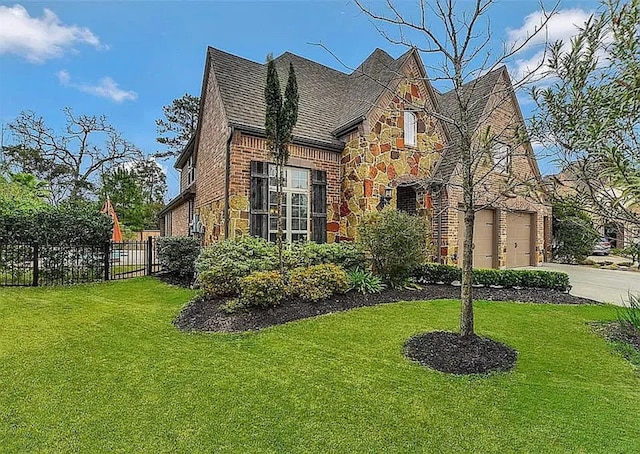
164,212,172,236
268,166,310,243
492,143,511,174
187,155,195,185
404,111,417,146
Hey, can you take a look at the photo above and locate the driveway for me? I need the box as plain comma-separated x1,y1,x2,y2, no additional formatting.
522,262,640,306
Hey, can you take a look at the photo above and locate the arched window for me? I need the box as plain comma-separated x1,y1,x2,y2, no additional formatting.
404,111,417,146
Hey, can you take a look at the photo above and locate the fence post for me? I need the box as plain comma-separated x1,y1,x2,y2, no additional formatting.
103,242,110,281
146,236,153,276
32,242,39,287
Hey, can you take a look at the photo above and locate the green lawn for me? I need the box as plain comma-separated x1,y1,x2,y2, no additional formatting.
1,278,639,452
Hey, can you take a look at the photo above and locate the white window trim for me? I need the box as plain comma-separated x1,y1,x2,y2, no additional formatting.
404,111,417,147
268,165,311,243
492,143,511,174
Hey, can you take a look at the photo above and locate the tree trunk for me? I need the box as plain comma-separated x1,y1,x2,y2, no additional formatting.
276,160,285,276
460,204,475,337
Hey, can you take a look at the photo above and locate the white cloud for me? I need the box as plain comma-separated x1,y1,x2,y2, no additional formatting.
0,4,104,63
57,70,137,103
507,8,596,81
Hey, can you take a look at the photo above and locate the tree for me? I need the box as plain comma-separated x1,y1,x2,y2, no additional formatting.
552,197,599,263
264,56,299,275
155,93,200,159
0,172,49,215
4,108,141,204
101,159,167,230
354,0,554,337
530,0,640,232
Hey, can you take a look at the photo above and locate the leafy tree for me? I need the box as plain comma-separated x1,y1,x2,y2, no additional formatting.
101,159,167,230
354,0,554,337
155,93,200,159
4,108,141,204
552,198,599,264
0,172,49,215
264,55,299,275
531,0,640,232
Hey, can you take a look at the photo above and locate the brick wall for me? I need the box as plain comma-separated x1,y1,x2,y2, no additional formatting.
227,132,341,241
192,56,231,244
443,71,551,268
170,201,190,237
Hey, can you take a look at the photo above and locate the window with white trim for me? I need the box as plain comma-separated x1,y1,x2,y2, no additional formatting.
187,155,196,185
268,166,310,243
404,111,417,146
492,143,511,174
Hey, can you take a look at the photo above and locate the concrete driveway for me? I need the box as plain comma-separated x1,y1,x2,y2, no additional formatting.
523,262,639,306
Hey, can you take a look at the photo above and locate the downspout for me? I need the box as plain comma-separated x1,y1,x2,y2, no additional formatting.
224,126,234,239
437,183,443,264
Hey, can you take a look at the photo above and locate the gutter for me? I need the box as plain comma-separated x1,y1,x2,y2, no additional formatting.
224,126,234,239
332,116,365,138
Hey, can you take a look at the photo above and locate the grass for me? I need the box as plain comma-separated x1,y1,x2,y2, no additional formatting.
1,278,639,452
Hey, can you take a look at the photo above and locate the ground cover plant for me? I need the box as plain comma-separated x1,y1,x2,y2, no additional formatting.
0,278,638,452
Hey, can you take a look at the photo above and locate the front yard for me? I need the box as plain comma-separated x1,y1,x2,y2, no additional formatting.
1,278,639,452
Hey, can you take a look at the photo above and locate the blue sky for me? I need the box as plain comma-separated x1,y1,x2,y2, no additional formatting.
0,0,602,199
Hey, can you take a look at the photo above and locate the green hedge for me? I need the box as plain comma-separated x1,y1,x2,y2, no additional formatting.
412,264,570,291
156,236,200,278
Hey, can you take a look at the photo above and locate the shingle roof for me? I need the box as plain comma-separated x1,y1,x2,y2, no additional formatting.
207,47,417,149
204,47,508,183
433,67,506,180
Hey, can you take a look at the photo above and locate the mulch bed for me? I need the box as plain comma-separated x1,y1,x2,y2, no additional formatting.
404,331,518,375
173,284,599,333
155,272,194,288
590,321,640,353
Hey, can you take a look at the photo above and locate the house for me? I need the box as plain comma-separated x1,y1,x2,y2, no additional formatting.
545,164,640,249
159,46,551,269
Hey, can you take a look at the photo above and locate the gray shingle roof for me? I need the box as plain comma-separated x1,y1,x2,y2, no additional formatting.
207,47,417,149
205,47,508,183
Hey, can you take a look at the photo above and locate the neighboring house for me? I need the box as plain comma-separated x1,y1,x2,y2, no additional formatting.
159,47,551,269
545,166,640,248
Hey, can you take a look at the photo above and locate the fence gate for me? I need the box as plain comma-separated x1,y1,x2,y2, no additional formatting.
108,237,161,280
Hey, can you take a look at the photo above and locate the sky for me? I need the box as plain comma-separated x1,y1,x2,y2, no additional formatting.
0,0,604,200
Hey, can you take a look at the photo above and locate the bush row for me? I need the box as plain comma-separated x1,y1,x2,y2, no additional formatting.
412,264,570,291
237,264,349,308
195,236,363,297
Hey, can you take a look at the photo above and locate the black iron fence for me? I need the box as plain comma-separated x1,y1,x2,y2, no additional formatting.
0,238,160,287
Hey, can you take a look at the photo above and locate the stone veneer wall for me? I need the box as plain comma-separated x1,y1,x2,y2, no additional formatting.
337,80,444,240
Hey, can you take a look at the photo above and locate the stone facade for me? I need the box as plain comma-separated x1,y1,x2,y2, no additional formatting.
337,79,445,241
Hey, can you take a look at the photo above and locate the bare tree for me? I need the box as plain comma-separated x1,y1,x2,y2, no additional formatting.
352,0,556,337
4,108,141,204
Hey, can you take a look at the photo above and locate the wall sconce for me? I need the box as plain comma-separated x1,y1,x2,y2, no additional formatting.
380,187,393,208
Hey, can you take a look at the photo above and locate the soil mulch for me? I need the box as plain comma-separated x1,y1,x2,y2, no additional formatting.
173,284,599,333
404,331,518,375
155,272,194,288
590,321,640,353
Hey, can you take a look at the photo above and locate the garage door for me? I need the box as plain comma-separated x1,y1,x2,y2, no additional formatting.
506,212,533,267
458,209,495,269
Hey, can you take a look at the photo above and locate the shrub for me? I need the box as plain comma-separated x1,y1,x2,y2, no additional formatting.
156,236,200,278
617,292,640,332
288,264,349,302
197,268,242,298
552,198,599,264
283,242,366,270
358,208,428,285
412,264,570,291
347,268,385,294
413,263,461,284
239,271,286,308
621,242,640,268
